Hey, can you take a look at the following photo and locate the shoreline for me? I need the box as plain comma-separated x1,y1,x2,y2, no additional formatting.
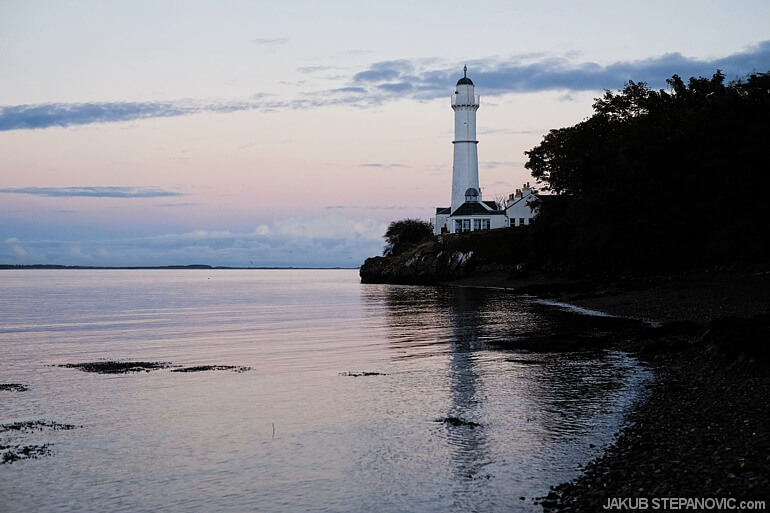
444,268,770,509
442,267,770,324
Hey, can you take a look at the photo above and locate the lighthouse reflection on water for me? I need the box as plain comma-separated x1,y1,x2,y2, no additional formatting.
367,283,650,510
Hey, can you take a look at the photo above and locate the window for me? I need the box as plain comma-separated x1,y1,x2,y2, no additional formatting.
519,218,525,226
455,219,471,233
473,219,481,231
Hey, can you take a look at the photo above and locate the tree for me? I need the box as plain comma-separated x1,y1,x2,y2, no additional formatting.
524,70,770,271
383,219,433,257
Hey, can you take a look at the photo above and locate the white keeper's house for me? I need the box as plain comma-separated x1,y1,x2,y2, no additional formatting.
432,67,539,235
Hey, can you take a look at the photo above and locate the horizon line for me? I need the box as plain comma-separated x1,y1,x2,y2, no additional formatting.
0,264,360,271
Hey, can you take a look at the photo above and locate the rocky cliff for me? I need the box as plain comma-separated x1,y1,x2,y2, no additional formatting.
359,249,477,284
359,227,532,284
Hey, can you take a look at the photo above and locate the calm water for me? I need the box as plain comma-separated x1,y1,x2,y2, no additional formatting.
0,269,651,512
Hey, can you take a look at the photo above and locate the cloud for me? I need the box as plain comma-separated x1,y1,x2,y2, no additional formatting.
358,163,409,170
261,214,386,242
481,161,519,169
4,237,29,257
353,59,414,83
347,40,770,102
376,82,414,93
0,101,187,131
328,86,367,94
0,214,389,268
2,41,767,131
156,202,199,208
0,98,269,131
324,204,418,212
297,65,332,74
250,37,289,47
479,127,544,136
0,186,184,198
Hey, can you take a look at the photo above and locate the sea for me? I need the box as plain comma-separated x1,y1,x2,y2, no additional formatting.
0,269,651,513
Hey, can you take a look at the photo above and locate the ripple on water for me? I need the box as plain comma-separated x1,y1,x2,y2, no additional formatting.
0,270,652,513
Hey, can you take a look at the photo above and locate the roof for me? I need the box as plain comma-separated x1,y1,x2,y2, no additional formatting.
507,193,541,208
451,201,505,216
435,207,451,215
456,65,473,86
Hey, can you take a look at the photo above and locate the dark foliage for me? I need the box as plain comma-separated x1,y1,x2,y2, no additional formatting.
440,226,534,266
383,218,434,256
525,71,770,273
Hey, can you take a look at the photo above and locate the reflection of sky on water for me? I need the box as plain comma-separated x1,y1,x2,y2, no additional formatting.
1,271,651,513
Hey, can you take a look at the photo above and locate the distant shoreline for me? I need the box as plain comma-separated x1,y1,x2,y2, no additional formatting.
0,264,358,270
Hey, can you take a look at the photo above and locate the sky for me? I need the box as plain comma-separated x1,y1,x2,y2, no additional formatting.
1,1,768,268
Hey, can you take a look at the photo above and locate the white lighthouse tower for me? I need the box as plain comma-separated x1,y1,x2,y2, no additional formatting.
451,65,480,212
432,67,508,235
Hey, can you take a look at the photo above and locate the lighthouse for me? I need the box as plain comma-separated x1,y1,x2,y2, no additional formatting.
451,65,480,212
432,67,509,235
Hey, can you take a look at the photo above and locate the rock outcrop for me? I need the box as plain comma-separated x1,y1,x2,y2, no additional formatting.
359,249,476,284
359,227,534,284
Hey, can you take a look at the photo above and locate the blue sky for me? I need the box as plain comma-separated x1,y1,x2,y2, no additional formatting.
1,0,768,267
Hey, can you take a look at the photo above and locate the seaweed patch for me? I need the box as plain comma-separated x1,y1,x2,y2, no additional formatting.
0,420,79,433
171,365,252,373
339,371,387,377
0,383,28,392
436,416,481,429
0,421,80,465
57,361,173,374
1,443,52,464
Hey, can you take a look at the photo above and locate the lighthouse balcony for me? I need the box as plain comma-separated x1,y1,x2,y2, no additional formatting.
451,94,479,107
